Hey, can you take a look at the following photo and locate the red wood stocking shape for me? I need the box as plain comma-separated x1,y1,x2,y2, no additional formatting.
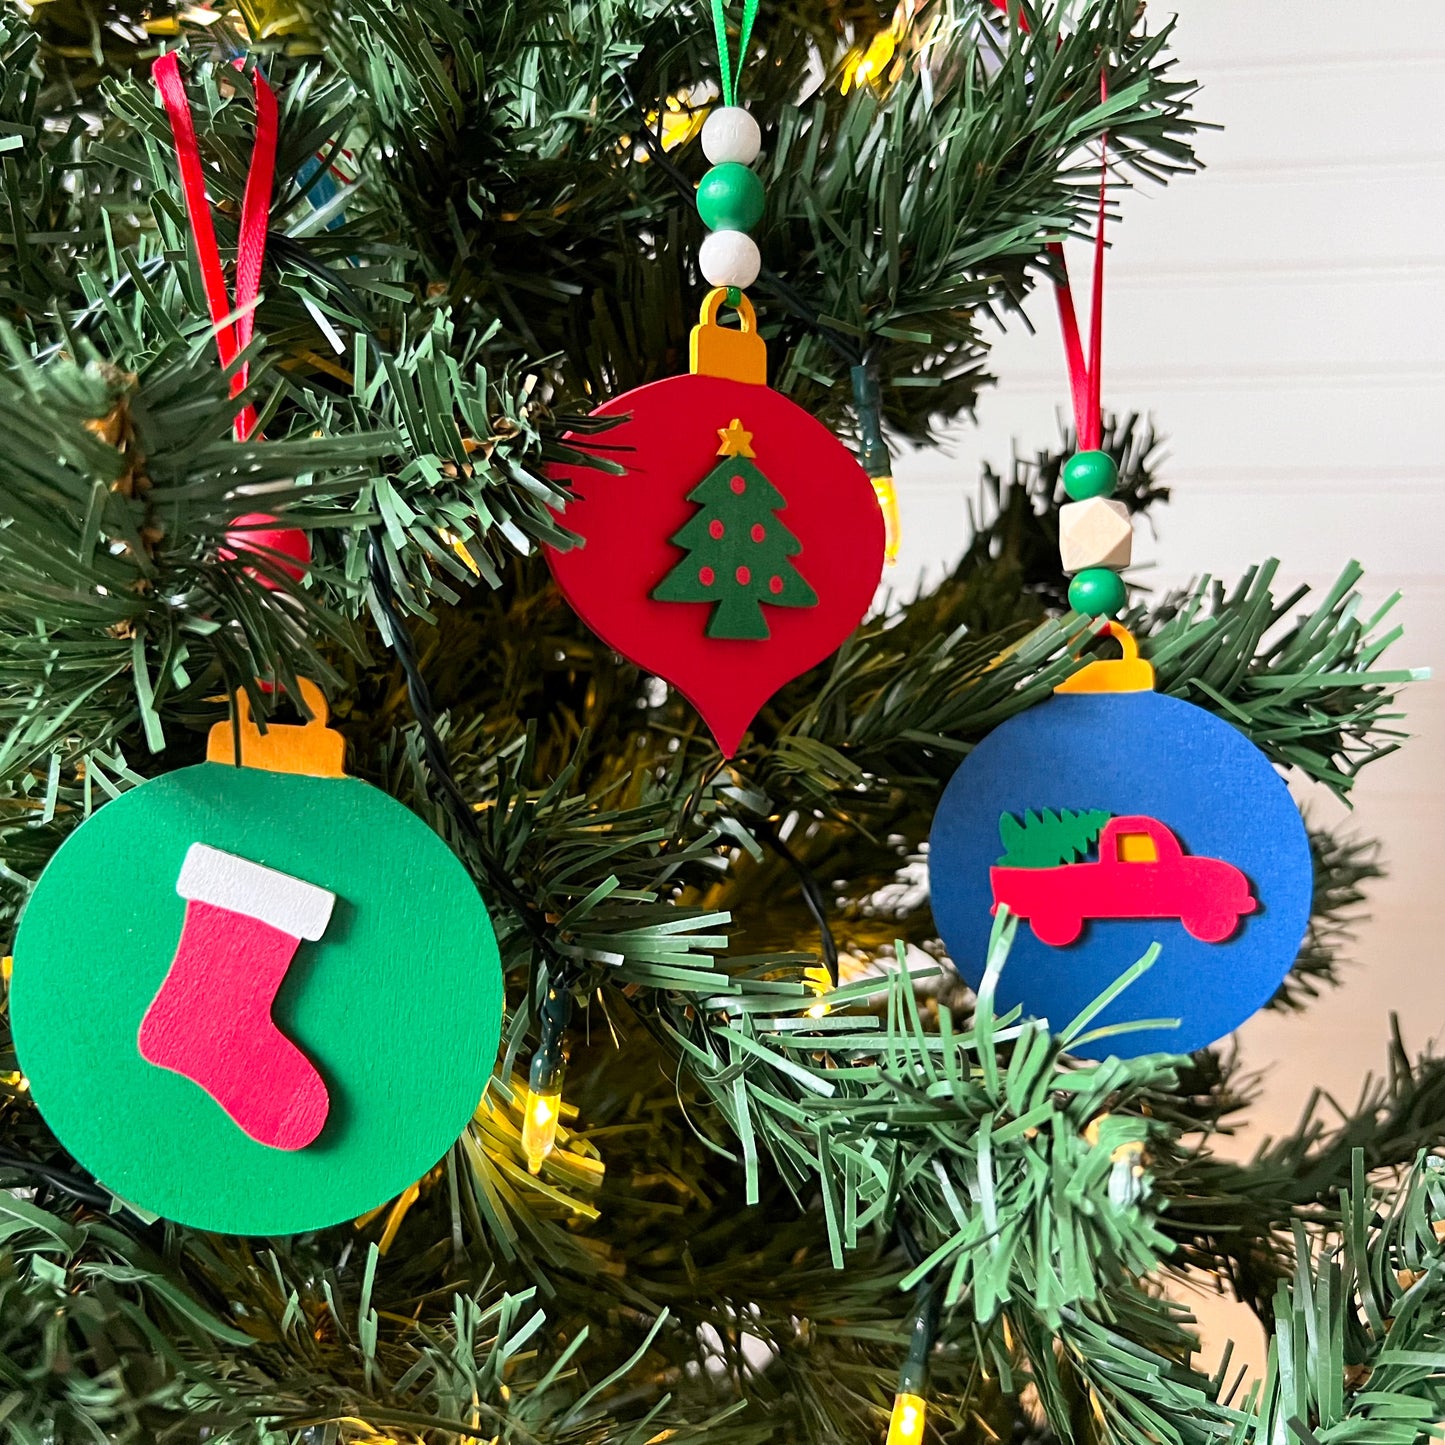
138,843,335,1150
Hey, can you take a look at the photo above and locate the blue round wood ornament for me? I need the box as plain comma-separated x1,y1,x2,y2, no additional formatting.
928,626,1314,1059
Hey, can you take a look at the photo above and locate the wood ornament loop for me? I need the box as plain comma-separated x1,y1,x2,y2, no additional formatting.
1101,621,1138,661
1054,621,1155,696
691,286,767,384
699,285,757,333
207,678,347,778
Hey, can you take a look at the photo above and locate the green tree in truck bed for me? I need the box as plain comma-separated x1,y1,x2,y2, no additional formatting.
997,808,1112,868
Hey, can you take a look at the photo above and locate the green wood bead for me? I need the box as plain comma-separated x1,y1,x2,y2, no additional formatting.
697,163,765,233
1068,566,1127,618
1062,449,1119,501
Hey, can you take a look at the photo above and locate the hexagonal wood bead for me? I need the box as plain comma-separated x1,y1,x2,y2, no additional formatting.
1059,497,1133,574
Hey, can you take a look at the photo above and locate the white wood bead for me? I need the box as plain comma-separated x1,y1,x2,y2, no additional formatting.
702,106,761,165
1059,497,1133,574
699,229,761,288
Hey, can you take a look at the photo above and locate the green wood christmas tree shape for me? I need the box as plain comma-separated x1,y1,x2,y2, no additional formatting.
997,808,1112,867
651,418,819,640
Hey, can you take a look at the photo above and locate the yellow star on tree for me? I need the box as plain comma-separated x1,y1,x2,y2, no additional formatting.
715,417,756,458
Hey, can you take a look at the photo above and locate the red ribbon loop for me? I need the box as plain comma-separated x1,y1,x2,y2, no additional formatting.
152,51,278,443
987,2,1108,451
1046,92,1108,453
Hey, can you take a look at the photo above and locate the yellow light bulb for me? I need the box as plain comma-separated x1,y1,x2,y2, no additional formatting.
842,29,898,94
803,964,833,1019
439,528,481,577
886,1392,927,1445
522,1086,562,1174
872,476,901,564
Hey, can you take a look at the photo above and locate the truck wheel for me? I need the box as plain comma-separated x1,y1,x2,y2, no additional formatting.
1031,913,1083,947
1183,912,1238,943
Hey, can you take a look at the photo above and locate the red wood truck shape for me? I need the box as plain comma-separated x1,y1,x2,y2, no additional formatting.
990,815,1256,946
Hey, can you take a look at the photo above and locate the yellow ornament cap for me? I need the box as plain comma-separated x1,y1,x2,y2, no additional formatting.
1054,621,1155,696
691,287,767,384
207,678,347,778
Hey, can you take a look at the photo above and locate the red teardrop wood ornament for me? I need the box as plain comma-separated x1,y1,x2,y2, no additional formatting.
545,291,885,755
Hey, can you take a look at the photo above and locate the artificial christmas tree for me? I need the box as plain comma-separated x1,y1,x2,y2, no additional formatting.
0,3,1437,1444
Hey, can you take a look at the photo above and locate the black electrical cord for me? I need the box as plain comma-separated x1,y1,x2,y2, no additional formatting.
896,1218,941,1398
0,1145,116,1210
755,816,840,988
364,530,566,981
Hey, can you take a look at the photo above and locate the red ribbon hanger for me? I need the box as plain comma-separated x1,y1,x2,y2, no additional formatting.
154,51,309,593
1045,83,1108,453
987,0,1109,451
152,51,279,443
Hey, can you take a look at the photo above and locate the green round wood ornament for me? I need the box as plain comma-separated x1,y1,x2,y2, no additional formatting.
696,162,765,233
1062,450,1119,501
1069,566,1127,618
10,682,502,1236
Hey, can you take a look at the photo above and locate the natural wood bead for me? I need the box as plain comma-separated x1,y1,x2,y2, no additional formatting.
1059,497,1132,574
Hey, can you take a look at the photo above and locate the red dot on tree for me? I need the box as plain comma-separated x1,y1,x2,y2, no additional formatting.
769,575,783,594
699,566,715,586
750,523,766,543
735,565,751,585
730,475,746,494
709,520,725,540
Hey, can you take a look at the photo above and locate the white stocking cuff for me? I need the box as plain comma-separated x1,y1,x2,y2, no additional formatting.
176,843,335,941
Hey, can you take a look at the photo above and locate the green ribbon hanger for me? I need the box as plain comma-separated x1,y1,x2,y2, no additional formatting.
710,0,760,107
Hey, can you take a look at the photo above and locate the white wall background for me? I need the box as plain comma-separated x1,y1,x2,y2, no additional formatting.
894,1,1445,1368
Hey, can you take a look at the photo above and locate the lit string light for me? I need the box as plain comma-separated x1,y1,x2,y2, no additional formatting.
840,4,933,97
888,1230,939,1444
851,363,900,564
522,973,572,1175
803,964,832,1019
841,25,899,94
872,477,901,565
886,1391,927,1445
